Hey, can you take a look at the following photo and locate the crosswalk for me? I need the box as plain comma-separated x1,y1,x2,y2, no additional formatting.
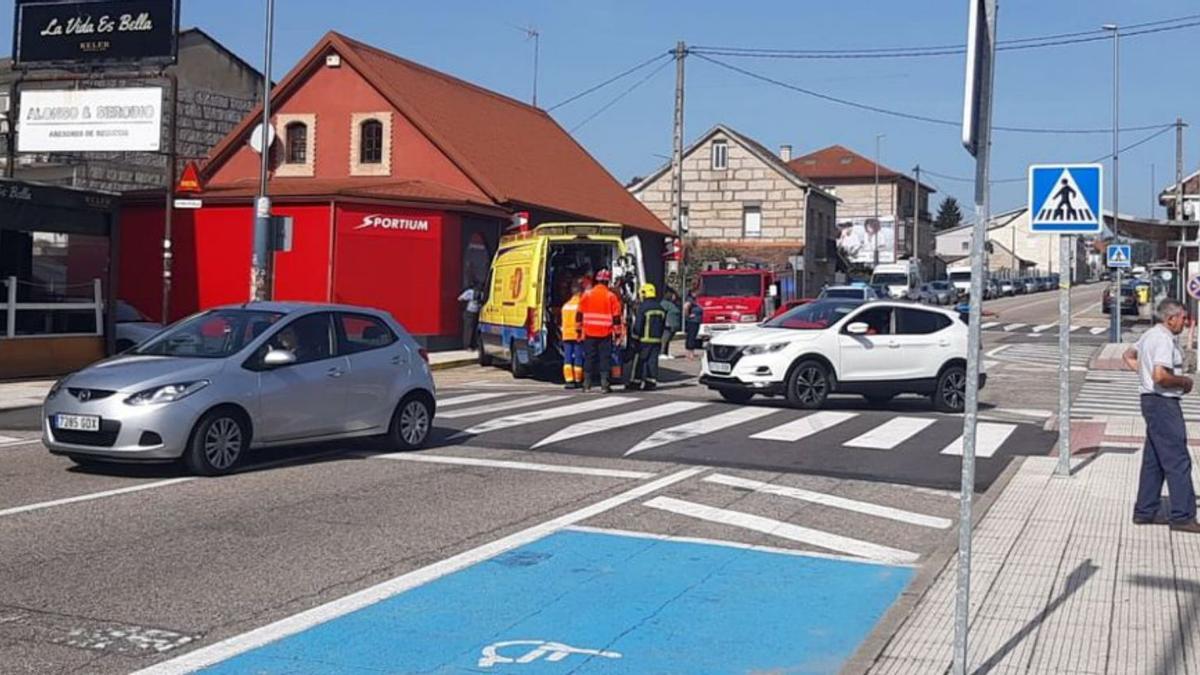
980,321,1108,337
435,388,1035,472
1072,370,1200,421
988,343,1096,372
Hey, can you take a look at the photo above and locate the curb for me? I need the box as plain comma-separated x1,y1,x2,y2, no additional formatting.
839,456,1026,675
429,358,478,372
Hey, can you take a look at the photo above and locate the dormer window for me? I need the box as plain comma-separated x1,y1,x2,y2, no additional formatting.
274,113,315,177
285,122,307,164
350,112,392,176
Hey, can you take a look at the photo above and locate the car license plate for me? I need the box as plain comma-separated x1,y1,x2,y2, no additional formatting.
709,362,732,374
55,414,100,432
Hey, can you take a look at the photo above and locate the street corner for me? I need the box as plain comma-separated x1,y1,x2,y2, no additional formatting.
190,528,913,674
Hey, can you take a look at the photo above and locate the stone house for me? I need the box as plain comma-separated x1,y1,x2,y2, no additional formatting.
628,124,838,295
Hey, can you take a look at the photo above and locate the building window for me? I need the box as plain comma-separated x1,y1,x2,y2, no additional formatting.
961,241,969,251
711,140,728,170
360,119,384,164
350,112,392,176
743,206,762,237
285,122,307,164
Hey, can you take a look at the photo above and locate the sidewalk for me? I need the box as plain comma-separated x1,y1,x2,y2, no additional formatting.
428,349,477,371
861,452,1200,674
0,380,53,411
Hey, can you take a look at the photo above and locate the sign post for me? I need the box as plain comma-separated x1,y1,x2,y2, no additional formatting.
1028,163,1104,478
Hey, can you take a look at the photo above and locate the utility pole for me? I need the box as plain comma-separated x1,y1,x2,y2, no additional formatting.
1104,23,1120,342
1150,164,1156,219
251,0,276,302
670,42,687,303
518,25,540,106
874,133,884,268
913,165,921,274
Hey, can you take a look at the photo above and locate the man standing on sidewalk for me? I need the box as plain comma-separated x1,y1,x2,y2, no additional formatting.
1123,298,1200,532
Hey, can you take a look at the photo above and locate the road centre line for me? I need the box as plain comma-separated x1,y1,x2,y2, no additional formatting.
0,478,195,519
565,525,903,567
643,496,919,565
363,451,656,480
133,467,707,675
703,474,951,529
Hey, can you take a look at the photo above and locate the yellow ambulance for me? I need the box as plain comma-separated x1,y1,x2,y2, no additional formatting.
477,223,644,377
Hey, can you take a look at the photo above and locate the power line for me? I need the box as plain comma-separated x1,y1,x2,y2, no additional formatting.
569,57,673,133
691,13,1200,60
546,52,671,112
692,52,1173,135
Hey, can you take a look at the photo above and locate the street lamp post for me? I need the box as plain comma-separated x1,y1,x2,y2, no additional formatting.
874,133,885,268
1104,23,1121,343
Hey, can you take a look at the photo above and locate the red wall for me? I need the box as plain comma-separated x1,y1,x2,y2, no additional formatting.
270,203,334,302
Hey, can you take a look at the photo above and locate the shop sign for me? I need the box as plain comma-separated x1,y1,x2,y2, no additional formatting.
18,87,162,152
14,0,180,68
354,213,433,232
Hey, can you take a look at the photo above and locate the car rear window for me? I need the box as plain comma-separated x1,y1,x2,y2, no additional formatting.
337,313,396,354
896,307,952,335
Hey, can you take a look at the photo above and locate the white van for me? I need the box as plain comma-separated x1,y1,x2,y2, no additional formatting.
947,263,973,299
871,260,922,299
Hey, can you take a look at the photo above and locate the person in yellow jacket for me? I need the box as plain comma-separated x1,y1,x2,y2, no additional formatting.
560,280,585,389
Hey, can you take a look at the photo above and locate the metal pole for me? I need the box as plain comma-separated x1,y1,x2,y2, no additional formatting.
913,165,921,273
161,71,178,323
3,75,21,179
251,0,276,302
954,1,996,672
1106,24,1121,342
532,30,540,107
670,42,687,303
1151,163,1156,219
874,133,883,268
1056,236,1072,475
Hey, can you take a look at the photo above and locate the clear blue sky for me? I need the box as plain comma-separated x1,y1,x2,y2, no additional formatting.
5,0,1197,220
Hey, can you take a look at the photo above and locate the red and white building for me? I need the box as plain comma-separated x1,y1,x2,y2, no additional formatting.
120,32,669,349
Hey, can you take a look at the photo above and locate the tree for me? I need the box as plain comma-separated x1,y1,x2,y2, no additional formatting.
934,196,964,231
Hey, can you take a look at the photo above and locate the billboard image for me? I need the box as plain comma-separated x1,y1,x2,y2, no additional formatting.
18,87,163,152
14,0,180,67
836,215,895,265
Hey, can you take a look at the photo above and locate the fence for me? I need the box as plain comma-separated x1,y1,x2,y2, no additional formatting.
0,276,103,338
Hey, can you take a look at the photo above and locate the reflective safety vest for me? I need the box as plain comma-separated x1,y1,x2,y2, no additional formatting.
578,284,622,338
560,294,583,342
633,299,666,344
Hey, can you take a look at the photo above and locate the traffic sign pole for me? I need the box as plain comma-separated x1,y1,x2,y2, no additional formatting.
1056,237,1072,476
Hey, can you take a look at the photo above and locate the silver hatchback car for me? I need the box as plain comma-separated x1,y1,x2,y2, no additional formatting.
43,302,436,475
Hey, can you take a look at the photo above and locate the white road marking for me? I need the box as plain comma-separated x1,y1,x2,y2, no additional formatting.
1031,323,1055,333
0,434,33,448
457,397,638,437
1072,301,1102,318
981,322,1001,330
704,474,952,529
985,344,1011,358
643,496,919,565
132,467,707,675
749,411,857,442
437,392,510,408
532,401,708,448
843,417,935,450
438,394,569,419
364,452,656,480
940,422,1018,458
1069,325,1084,332
1002,323,1027,331
565,525,904,567
0,478,194,519
989,407,1053,420
1090,327,1107,335
624,407,780,456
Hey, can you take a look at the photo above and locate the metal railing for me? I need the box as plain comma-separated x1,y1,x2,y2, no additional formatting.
0,276,103,338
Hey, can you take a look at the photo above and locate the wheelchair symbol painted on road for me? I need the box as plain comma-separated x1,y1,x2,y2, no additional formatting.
478,640,623,668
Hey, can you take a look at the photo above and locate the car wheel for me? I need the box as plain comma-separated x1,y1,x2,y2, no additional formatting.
510,344,530,379
786,360,830,410
387,393,433,450
864,394,894,406
933,365,967,413
718,389,754,404
185,408,248,476
477,339,493,367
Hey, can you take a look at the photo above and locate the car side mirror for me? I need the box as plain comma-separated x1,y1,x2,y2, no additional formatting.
263,349,297,367
846,322,869,335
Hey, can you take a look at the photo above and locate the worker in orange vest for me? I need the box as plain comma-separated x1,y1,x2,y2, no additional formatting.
560,280,584,389
577,268,623,393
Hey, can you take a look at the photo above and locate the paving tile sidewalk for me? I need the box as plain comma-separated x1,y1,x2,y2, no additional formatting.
863,453,1200,674
0,380,53,410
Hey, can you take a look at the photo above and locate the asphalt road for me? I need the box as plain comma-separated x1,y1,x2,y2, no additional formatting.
0,288,1109,673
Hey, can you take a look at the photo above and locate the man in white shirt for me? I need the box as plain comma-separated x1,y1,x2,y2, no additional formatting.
458,283,482,350
1122,299,1199,531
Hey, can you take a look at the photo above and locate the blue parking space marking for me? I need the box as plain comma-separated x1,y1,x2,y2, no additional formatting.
200,529,913,674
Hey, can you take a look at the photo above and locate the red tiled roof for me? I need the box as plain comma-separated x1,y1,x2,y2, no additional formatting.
202,32,669,235
787,145,901,181
197,177,504,209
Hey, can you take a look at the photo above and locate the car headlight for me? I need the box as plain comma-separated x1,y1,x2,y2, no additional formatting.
46,377,67,400
124,380,210,406
743,342,789,356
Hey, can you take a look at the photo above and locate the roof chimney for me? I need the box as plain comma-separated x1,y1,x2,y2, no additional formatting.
779,144,792,162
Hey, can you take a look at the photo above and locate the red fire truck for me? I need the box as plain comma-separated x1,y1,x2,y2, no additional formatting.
695,268,779,340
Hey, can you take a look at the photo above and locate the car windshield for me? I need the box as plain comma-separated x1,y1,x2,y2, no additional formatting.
762,299,862,330
949,272,971,282
134,309,285,358
930,281,952,290
699,274,762,297
872,273,908,285
820,288,862,299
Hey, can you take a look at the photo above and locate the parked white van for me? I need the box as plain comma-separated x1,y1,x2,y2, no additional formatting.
870,260,922,299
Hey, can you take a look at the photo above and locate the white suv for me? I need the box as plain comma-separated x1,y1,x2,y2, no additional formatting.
700,300,980,412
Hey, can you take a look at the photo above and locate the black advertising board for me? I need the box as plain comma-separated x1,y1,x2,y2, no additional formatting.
13,0,180,68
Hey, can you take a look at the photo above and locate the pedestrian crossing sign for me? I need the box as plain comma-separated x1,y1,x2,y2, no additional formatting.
1028,164,1103,233
1106,244,1131,268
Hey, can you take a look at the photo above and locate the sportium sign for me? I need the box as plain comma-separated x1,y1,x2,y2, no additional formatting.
18,88,163,152
13,0,180,67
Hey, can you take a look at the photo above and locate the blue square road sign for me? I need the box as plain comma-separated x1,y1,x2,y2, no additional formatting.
1028,164,1104,234
1107,244,1131,268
